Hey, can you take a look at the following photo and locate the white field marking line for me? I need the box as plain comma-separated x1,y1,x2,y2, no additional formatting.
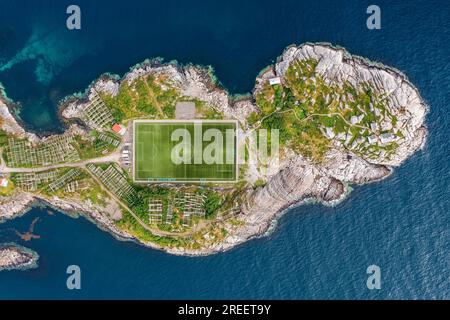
137,130,150,179
156,124,165,178
133,120,136,182
134,178,236,183
184,123,187,180
137,141,142,161
133,119,239,125
151,129,155,174
141,131,153,168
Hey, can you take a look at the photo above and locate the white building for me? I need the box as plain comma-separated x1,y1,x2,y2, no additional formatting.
351,116,360,125
368,135,378,144
269,77,281,86
370,122,378,131
374,108,381,116
380,133,394,144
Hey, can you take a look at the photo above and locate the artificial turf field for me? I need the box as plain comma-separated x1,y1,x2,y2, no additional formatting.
133,120,237,182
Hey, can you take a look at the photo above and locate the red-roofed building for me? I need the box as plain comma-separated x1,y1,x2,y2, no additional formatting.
112,124,126,136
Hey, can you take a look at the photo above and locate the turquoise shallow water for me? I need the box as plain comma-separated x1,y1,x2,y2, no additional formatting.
0,0,449,299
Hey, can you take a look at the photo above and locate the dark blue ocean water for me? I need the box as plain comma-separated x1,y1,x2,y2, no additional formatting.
0,0,448,299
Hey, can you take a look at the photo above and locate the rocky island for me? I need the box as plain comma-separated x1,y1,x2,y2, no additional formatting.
0,243,39,271
0,43,427,257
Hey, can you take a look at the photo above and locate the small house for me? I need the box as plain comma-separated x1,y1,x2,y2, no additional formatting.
351,116,360,125
112,124,126,136
368,135,378,144
380,133,394,144
370,122,378,132
269,77,281,86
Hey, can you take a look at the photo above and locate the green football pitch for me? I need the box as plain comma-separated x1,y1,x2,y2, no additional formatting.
133,121,237,182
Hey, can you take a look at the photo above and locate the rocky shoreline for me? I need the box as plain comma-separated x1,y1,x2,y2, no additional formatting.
0,43,428,257
0,243,39,271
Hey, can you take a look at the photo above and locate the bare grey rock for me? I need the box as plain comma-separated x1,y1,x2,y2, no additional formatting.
0,244,38,271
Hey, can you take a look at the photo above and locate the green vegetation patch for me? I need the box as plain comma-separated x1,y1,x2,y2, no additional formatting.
100,74,179,122
252,58,399,162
